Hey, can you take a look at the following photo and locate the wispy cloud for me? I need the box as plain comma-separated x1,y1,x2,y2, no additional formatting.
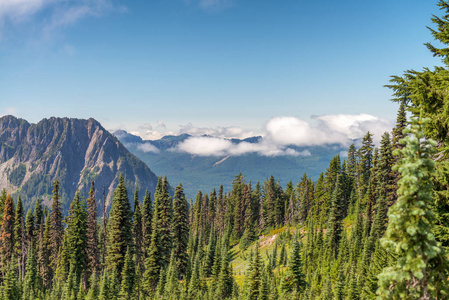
183,0,233,12
0,0,126,38
198,0,232,12
0,106,18,117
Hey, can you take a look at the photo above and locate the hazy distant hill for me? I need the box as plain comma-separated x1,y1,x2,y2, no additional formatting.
114,130,346,199
0,116,158,213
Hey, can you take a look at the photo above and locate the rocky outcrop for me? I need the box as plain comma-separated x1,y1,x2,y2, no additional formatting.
0,116,158,213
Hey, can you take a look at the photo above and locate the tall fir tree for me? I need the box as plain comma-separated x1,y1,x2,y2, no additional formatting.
50,181,64,272
156,176,172,267
65,190,88,288
132,188,144,272
171,183,189,278
13,195,24,274
377,117,449,299
106,174,133,277
0,194,15,273
142,189,152,257
86,181,99,277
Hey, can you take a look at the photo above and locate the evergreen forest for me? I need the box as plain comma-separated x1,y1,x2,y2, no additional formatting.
3,1,449,299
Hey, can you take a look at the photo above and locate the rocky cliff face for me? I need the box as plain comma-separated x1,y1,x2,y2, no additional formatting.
0,115,158,213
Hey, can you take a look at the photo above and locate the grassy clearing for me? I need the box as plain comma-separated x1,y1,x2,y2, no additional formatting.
230,226,296,287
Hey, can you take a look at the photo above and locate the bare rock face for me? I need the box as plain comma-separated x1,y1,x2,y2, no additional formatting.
0,115,158,213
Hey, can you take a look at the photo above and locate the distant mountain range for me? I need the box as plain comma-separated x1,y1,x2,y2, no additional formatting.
114,130,347,199
0,116,158,213
0,115,350,211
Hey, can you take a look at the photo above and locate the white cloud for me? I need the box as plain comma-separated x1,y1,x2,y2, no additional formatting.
130,130,173,141
266,116,339,146
175,136,312,157
0,0,125,38
315,113,392,144
265,114,393,147
177,137,232,156
136,143,160,153
179,123,256,139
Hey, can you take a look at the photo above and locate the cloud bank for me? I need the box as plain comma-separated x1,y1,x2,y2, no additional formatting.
175,136,312,157
173,113,393,157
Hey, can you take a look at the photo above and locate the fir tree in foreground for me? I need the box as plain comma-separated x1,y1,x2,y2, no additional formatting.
377,117,449,299
171,183,189,278
106,174,133,276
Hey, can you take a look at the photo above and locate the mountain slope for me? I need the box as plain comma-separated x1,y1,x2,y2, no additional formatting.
0,116,158,213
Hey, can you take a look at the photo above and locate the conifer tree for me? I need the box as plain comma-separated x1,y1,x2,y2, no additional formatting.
23,247,38,300
204,227,217,277
0,189,6,223
231,174,245,239
142,189,152,257
86,181,99,277
188,252,203,299
98,271,110,300
386,0,449,252
280,240,306,295
50,180,64,272
378,132,395,210
118,247,135,299
106,174,133,276
40,210,51,289
144,178,163,293
298,174,310,223
13,195,25,280
155,176,172,267
13,195,23,259
164,252,180,299
247,244,263,300
132,188,144,271
208,189,216,231
24,210,34,250
258,267,269,300
377,118,449,299
326,175,343,259
86,271,99,300
216,185,225,234
3,261,20,300
216,243,233,299
65,191,88,288
0,194,15,271
171,183,189,278
392,100,406,149
34,198,43,240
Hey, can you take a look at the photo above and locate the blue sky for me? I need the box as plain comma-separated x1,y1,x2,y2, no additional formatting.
0,0,443,140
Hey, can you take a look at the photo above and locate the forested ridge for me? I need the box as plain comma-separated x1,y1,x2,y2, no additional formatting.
3,1,449,299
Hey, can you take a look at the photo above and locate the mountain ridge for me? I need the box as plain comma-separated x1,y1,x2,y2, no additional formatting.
0,115,158,213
